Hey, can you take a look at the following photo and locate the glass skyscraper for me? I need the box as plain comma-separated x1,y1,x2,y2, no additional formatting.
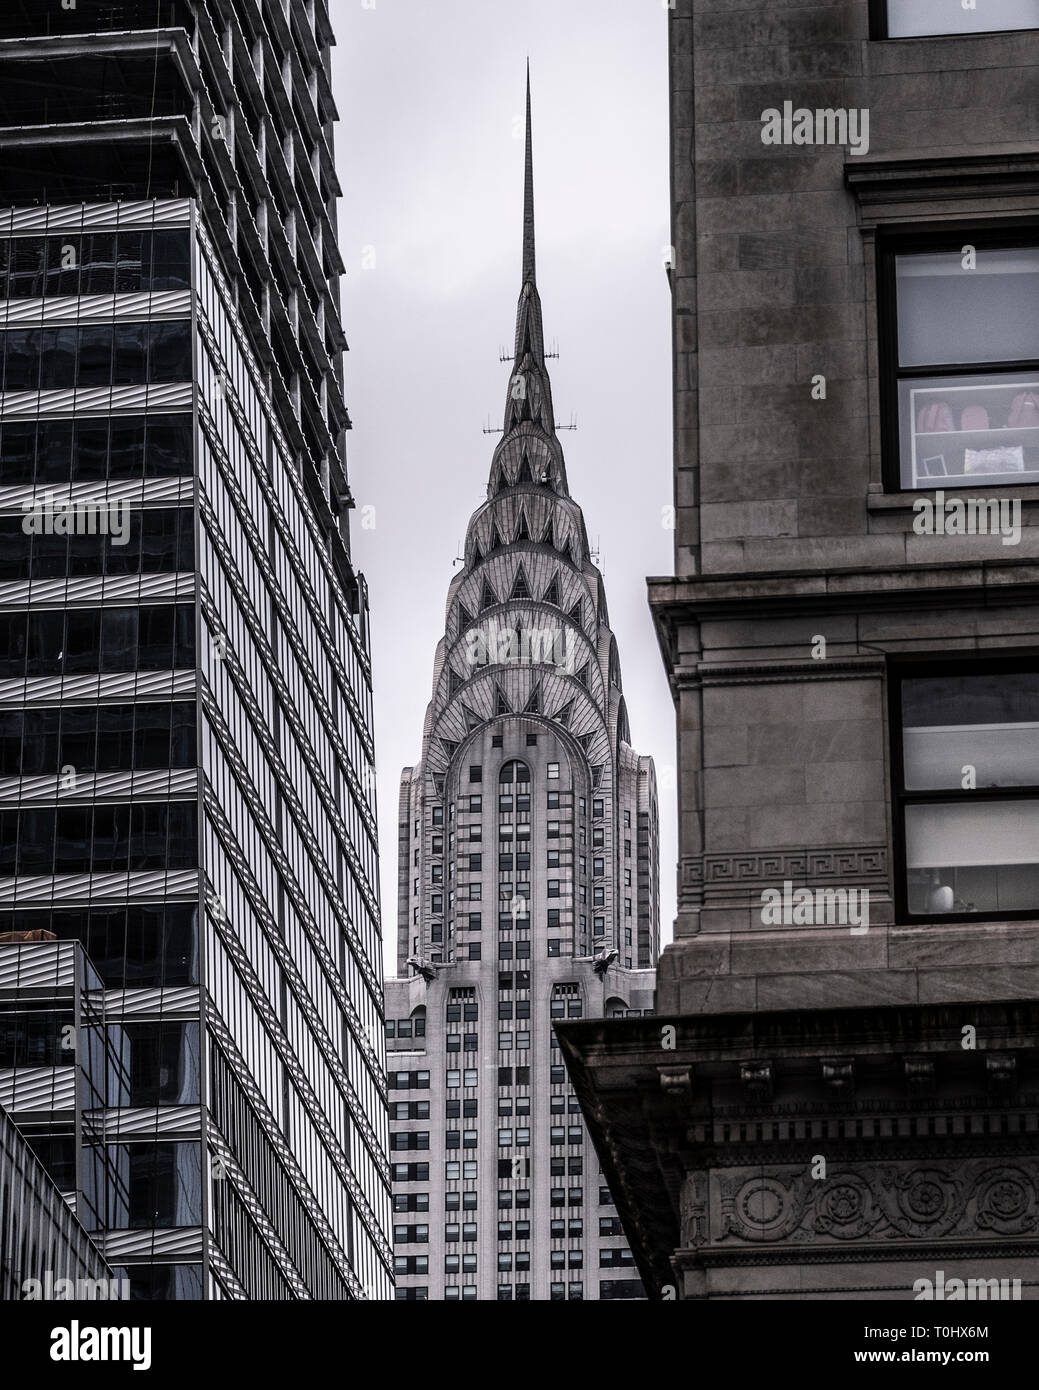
0,0,391,1299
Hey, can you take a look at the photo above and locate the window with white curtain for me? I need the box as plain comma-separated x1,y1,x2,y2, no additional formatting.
896,663,1039,917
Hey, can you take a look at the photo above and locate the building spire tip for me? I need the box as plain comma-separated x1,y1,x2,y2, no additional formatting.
523,67,535,285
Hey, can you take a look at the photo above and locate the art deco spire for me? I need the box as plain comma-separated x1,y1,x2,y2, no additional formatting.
502,65,558,447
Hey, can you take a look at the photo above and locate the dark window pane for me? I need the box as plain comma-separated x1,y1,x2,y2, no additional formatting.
26,610,66,675
138,510,173,572
96,704,134,771
81,233,116,295
19,708,58,774
33,529,71,579
18,807,55,874
145,417,192,476
137,606,172,668
110,1021,200,1106
115,232,145,293
0,810,15,871
4,328,40,391
176,511,194,571
132,802,169,869
72,422,108,482
76,324,113,387
104,512,142,576
173,604,194,667
148,322,191,382
0,421,37,485
38,326,77,390
165,802,198,869
67,529,102,578
59,705,98,772
54,806,91,873
65,609,101,674
92,803,130,872
112,322,149,385
132,703,171,769
109,418,145,477
8,237,45,297
170,702,196,767
0,614,27,677
0,710,23,774
99,607,138,672
38,420,74,483
148,230,191,291
45,235,81,296
0,516,29,581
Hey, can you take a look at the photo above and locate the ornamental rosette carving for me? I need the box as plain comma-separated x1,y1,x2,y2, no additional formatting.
973,1167,1037,1236
880,1167,965,1238
706,1160,1039,1249
717,1172,808,1243
811,1172,884,1241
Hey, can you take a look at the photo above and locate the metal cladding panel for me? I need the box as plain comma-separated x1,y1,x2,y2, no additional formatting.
0,291,192,325
0,671,196,706
0,868,199,904
0,383,193,418
0,1065,77,1113
102,1105,201,1139
0,573,195,610
0,478,194,510
101,1226,204,1261
0,769,198,804
0,940,78,988
0,201,193,235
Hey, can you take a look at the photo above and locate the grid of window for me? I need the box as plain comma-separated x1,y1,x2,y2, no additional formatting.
0,603,194,677
0,701,196,775
0,322,191,392
0,415,193,486
0,230,190,297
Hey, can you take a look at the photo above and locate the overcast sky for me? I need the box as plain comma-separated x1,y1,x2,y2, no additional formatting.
330,0,676,977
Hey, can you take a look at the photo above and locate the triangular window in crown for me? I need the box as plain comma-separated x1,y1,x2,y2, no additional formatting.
515,511,531,541
494,685,512,716
516,453,535,485
568,599,583,625
439,739,458,760
448,667,463,695
432,774,446,797
462,704,482,732
575,662,589,689
543,574,561,607
554,699,574,728
577,733,593,753
592,764,605,790
458,603,474,634
510,566,531,601
524,683,541,714
490,524,504,553
480,580,498,613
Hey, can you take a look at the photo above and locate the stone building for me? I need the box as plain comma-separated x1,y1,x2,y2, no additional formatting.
385,78,659,1302
559,0,1039,1299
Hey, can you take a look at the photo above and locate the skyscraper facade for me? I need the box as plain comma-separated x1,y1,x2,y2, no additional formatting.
385,81,659,1303
0,1,391,1299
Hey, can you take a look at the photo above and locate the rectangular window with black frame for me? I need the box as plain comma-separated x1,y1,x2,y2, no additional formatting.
872,0,1039,39
879,231,1039,491
892,660,1039,920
